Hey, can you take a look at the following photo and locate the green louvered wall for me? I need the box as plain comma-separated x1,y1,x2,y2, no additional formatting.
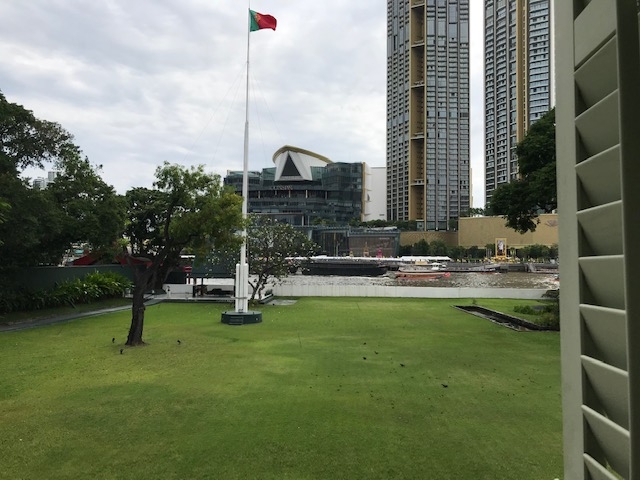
556,0,640,478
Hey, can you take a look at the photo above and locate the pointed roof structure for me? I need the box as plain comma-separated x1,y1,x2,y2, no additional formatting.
272,145,332,181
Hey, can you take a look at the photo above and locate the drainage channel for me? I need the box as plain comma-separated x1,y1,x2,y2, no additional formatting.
454,305,552,332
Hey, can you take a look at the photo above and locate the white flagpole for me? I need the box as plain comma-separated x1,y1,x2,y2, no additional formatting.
234,2,251,313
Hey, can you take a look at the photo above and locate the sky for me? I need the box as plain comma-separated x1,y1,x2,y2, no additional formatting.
0,0,485,207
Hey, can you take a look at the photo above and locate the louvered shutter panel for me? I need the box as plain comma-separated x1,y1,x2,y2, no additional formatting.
556,0,640,478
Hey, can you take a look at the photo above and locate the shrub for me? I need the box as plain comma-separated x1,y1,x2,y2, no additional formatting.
0,271,132,314
513,305,539,316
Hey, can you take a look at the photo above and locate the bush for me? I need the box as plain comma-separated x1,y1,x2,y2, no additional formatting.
0,272,132,314
513,305,539,316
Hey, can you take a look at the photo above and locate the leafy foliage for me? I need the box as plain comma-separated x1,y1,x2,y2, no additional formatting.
0,91,124,268
428,240,448,256
411,239,429,255
0,91,77,171
0,173,65,267
447,245,467,260
516,244,558,261
49,155,125,253
0,271,131,315
489,108,556,233
246,216,319,301
122,162,243,345
214,216,320,302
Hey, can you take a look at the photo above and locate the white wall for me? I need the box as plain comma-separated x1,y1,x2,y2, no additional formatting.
273,284,548,299
363,165,387,222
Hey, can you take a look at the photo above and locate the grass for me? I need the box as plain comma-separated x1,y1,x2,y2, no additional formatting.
0,298,562,479
0,297,132,325
475,298,558,325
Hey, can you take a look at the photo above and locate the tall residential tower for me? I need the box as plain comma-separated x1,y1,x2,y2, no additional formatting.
387,0,470,231
484,0,553,203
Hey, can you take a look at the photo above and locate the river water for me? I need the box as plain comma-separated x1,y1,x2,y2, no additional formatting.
279,272,559,290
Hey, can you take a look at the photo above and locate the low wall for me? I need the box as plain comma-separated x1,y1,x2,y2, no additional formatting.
272,284,548,299
14,265,136,291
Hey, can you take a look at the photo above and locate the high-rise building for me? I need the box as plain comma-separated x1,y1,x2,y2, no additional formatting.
386,0,470,231
31,170,61,190
484,0,553,203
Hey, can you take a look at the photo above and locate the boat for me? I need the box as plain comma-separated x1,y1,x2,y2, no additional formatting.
398,262,447,273
301,257,388,276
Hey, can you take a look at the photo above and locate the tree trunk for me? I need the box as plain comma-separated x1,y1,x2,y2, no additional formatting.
125,266,155,346
126,282,146,346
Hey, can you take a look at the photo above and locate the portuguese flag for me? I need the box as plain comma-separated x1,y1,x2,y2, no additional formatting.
249,9,277,32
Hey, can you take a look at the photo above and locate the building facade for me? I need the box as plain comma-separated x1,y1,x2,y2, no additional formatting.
484,0,553,203
224,145,384,227
386,0,470,231
32,170,60,190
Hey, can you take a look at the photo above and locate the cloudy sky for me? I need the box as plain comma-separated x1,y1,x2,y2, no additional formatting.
1,1,485,207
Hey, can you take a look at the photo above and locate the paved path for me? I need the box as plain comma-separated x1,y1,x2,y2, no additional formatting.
0,304,133,333
0,295,236,333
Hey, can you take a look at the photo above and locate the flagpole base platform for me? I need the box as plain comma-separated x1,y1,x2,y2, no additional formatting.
221,311,262,326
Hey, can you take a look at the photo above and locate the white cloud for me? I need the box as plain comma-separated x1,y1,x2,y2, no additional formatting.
1,0,485,207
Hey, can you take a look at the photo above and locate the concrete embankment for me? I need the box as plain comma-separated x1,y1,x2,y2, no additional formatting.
272,284,550,300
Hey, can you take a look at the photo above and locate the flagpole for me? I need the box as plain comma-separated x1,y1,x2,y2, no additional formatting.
224,4,273,324
235,1,251,313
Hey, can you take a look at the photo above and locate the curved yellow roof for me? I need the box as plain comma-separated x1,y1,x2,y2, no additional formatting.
272,145,332,164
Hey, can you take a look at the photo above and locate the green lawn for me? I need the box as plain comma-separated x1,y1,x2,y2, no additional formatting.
474,298,558,325
0,297,132,325
0,298,562,480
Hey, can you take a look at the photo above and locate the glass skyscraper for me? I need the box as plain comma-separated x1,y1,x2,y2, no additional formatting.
484,0,553,203
386,0,470,231
224,146,366,227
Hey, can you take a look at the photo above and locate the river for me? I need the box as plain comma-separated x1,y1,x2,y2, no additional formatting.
279,271,559,290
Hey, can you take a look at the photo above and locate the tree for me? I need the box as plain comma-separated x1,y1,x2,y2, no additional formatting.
448,245,466,261
48,154,125,259
489,108,556,233
466,245,482,260
122,163,243,346
429,240,448,256
0,174,66,268
411,239,429,255
522,244,551,262
0,91,77,171
0,91,116,268
246,216,319,301
485,243,495,258
0,199,8,223
214,216,319,301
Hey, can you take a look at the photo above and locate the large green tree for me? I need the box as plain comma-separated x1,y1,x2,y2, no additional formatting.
48,154,125,255
0,169,64,267
0,91,76,171
489,108,556,233
123,163,243,346
0,91,124,268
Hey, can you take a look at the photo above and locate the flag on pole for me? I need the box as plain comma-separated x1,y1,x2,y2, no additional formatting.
249,9,277,32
